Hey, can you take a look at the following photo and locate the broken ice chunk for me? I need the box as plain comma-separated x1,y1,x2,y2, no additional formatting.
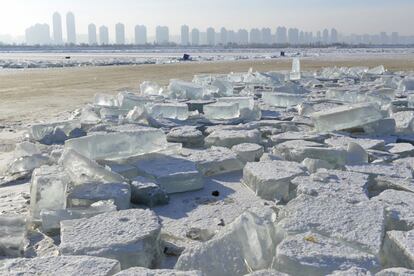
65,129,168,160
347,142,369,165
181,147,244,176
117,91,147,110
94,93,119,107
231,143,264,163
66,182,131,210
211,79,234,97
167,126,204,148
0,256,121,275
262,93,305,107
373,190,414,231
276,195,385,256
114,267,203,276
245,270,289,276
168,80,205,100
204,102,240,120
149,103,189,120
0,215,27,257
301,158,335,173
59,149,126,184
243,160,306,201
274,232,379,276
205,129,261,148
217,96,254,110
80,105,101,125
175,208,277,276
130,176,169,207
30,165,70,220
376,268,414,275
311,103,383,132
140,81,162,96
383,230,414,269
60,209,161,269
132,154,203,194
327,267,372,276
289,58,301,80
392,111,414,133
27,120,84,145
99,106,129,120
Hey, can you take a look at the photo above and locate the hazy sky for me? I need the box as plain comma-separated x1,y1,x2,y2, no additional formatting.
1,0,414,39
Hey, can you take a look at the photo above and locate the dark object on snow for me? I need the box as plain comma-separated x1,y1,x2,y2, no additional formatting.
182,54,191,61
280,51,285,57
65,56,71,59
211,191,220,197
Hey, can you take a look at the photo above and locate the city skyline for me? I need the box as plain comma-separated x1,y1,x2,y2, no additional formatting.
22,12,414,46
1,0,414,44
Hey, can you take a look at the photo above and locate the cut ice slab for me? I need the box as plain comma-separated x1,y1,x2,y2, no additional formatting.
94,93,119,107
30,165,70,220
65,129,168,160
311,103,384,132
293,170,370,203
149,103,189,120
0,215,27,257
216,96,254,110
262,93,305,107
180,147,244,176
373,190,414,231
130,177,169,207
115,267,203,276
231,143,264,163
289,58,301,81
140,81,162,96
0,256,121,276
203,102,240,120
205,129,261,148
243,160,306,201
132,154,203,194
274,232,379,276
276,195,386,256
167,126,204,148
175,208,277,276
60,209,161,269
117,91,147,110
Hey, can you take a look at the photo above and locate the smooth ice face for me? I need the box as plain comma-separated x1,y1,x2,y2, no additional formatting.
311,103,384,132
382,230,414,269
205,129,262,148
262,93,305,107
59,149,126,184
30,165,70,220
203,102,240,120
168,80,205,100
99,107,129,120
0,215,27,257
65,129,168,160
149,103,189,120
116,267,203,276
211,79,234,97
290,58,301,80
217,97,254,110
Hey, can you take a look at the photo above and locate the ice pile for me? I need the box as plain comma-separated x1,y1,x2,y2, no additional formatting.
3,60,414,275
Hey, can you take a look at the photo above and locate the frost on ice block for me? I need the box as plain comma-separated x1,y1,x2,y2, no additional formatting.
65,129,168,160
262,93,304,107
149,103,189,120
311,103,383,132
203,102,240,120
60,209,161,269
